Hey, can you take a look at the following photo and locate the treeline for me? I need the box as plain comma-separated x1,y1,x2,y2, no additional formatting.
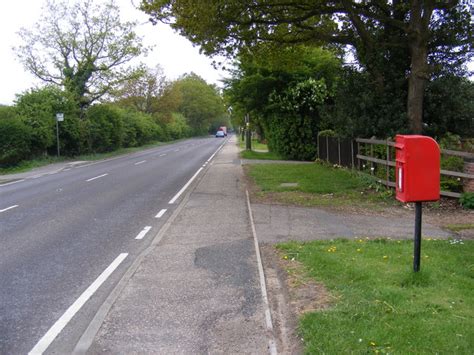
225,45,474,161
0,72,230,167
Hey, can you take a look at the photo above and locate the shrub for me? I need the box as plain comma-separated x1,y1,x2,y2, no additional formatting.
266,113,318,160
0,118,32,166
460,192,474,209
85,104,124,153
166,113,191,140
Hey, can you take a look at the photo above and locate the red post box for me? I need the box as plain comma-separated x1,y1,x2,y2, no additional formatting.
395,135,440,203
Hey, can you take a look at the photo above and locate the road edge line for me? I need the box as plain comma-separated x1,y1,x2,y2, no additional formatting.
246,189,278,355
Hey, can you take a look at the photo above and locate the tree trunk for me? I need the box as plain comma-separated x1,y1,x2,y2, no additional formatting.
407,0,435,134
407,45,428,134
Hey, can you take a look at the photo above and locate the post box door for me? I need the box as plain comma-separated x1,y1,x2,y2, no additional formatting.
395,135,440,203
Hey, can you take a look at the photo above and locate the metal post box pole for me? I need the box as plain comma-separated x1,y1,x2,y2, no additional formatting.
414,202,422,272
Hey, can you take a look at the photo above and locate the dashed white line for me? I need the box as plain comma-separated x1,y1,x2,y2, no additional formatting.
159,154,167,157
0,205,19,213
135,226,152,240
28,253,128,355
0,179,25,187
155,209,167,218
86,173,108,182
134,160,146,165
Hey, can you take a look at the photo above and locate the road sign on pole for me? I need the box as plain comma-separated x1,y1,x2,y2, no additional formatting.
56,113,64,157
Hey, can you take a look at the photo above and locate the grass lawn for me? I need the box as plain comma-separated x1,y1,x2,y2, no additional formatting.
247,163,394,207
278,238,474,354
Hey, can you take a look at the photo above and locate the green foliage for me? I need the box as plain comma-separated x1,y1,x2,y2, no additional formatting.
225,45,340,160
266,113,318,161
15,86,78,155
460,193,474,209
166,112,191,140
0,117,32,166
84,105,124,153
424,76,474,138
173,73,226,135
16,0,145,110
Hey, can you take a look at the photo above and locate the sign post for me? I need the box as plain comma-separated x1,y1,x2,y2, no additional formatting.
245,114,251,151
56,113,64,157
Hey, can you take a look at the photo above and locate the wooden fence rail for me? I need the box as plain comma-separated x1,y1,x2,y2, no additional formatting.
317,136,474,198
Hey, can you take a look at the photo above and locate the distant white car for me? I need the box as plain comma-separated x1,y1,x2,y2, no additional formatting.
215,131,225,138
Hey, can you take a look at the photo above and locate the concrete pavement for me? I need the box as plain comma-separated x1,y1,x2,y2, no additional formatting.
79,137,273,354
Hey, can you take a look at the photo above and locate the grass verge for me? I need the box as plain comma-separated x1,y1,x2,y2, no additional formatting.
0,140,174,175
240,150,285,160
277,238,474,354
247,163,394,207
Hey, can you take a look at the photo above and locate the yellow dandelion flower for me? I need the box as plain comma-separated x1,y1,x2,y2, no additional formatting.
357,248,362,252
283,255,288,260
369,341,376,346
383,255,388,259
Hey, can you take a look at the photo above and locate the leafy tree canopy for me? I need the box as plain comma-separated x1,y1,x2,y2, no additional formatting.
16,0,146,111
141,0,473,133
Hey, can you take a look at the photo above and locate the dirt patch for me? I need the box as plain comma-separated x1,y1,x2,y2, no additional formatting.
260,244,333,354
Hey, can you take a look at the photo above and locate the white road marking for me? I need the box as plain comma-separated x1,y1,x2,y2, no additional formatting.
134,160,146,165
168,168,203,204
155,209,167,218
245,190,278,355
135,226,152,240
0,205,19,213
168,142,225,205
159,154,167,157
0,179,25,187
28,253,128,355
86,173,108,182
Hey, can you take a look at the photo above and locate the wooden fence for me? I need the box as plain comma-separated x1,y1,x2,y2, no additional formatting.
317,136,474,198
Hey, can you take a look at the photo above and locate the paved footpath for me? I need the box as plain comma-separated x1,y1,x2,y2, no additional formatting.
78,137,273,354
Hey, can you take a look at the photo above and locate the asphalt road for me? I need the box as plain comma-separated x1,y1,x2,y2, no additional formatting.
0,137,226,354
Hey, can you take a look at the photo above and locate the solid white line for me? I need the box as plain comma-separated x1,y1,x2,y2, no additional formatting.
0,205,19,213
86,173,108,182
135,226,152,240
206,141,226,163
134,160,146,165
155,209,167,218
169,168,203,204
28,253,128,355
245,190,278,355
168,140,225,205
0,179,25,187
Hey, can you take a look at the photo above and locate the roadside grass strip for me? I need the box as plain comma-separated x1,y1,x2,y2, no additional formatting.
277,238,474,354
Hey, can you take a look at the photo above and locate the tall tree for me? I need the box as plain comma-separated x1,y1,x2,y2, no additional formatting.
16,0,146,111
141,0,473,134
113,65,167,114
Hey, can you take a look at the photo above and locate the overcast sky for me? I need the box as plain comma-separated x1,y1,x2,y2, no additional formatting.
0,0,228,105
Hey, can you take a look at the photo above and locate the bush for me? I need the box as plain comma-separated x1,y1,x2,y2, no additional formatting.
266,113,318,160
0,118,32,166
460,192,474,209
166,113,191,140
85,104,124,153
